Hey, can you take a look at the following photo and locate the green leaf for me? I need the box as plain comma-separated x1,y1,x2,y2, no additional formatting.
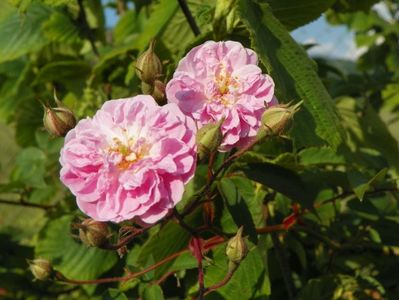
15,99,43,147
238,0,345,149
0,3,51,63
103,289,129,300
136,216,197,277
33,60,91,94
299,276,338,300
268,0,337,30
298,147,346,166
348,168,388,201
242,162,307,203
42,11,82,44
218,177,258,243
204,245,270,299
337,97,399,175
127,0,179,52
142,284,164,300
11,147,46,188
35,215,118,280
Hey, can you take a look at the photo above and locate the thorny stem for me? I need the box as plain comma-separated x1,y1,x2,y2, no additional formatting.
77,0,100,57
177,0,201,36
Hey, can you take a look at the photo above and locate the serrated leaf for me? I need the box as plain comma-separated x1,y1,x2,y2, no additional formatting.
11,147,46,188
268,0,337,30
204,245,270,299
36,215,118,280
42,11,82,44
238,0,345,149
0,3,51,63
33,60,91,94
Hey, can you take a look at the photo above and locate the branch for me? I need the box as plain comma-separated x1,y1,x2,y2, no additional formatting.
202,265,237,297
56,249,188,284
177,0,201,36
0,198,55,210
77,0,100,57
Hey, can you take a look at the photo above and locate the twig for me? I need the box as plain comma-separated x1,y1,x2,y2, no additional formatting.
177,0,201,36
101,227,145,250
77,0,100,57
56,249,188,284
173,208,198,236
202,266,237,297
56,235,227,285
0,198,55,210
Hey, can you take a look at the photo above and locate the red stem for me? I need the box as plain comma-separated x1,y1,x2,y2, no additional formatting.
57,249,188,285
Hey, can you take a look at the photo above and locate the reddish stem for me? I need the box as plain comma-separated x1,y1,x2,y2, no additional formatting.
57,249,188,285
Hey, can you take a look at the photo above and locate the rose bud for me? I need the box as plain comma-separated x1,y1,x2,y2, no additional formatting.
260,101,302,136
136,40,162,84
28,258,53,281
196,118,224,160
78,218,110,248
151,80,166,105
226,226,248,266
43,104,76,137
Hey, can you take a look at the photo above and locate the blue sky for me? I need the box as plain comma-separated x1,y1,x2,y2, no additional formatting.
103,3,362,61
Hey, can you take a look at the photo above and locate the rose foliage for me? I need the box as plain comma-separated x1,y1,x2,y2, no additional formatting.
0,1,399,300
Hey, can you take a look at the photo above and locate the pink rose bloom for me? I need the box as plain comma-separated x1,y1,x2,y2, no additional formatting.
59,96,197,224
166,40,276,151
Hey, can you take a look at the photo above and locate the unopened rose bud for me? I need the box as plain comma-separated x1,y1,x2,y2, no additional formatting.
28,258,53,281
78,218,109,248
260,101,302,136
196,118,224,160
136,40,162,84
43,103,76,137
152,80,166,105
226,226,248,265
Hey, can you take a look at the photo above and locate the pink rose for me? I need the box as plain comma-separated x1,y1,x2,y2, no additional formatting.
59,96,197,224
166,40,276,151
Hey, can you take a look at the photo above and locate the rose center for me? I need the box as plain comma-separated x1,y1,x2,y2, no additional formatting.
212,65,240,107
107,135,149,170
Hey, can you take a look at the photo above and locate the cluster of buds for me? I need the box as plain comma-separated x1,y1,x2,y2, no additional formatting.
225,226,248,271
76,218,110,248
42,93,76,137
28,259,53,281
135,40,166,104
195,118,224,160
258,101,303,139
